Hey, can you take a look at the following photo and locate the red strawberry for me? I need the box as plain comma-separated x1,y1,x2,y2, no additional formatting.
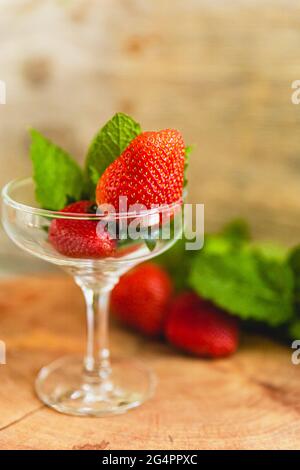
49,200,116,258
111,263,173,336
96,129,185,211
165,292,239,358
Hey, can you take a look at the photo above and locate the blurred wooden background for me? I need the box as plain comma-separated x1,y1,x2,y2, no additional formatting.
1,0,300,273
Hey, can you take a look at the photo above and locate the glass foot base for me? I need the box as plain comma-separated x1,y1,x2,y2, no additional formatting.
35,355,156,417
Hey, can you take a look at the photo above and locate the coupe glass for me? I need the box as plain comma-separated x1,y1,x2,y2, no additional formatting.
2,177,183,416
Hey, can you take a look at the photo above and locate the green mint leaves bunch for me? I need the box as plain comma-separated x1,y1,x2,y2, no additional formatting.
157,219,300,337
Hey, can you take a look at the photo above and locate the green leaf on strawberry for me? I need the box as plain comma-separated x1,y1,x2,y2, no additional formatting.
84,112,141,197
30,129,84,210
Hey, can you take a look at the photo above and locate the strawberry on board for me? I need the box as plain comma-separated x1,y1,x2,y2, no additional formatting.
165,292,239,358
49,200,116,258
96,129,185,211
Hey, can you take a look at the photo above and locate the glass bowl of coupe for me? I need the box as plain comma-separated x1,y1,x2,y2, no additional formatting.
2,117,187,416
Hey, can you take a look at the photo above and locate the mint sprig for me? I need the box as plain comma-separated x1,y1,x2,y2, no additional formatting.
30,129,84,210
84,112,141,196
189,240,294,327
157,220,296,328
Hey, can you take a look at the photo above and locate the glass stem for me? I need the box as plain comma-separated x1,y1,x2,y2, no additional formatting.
75,277,117,385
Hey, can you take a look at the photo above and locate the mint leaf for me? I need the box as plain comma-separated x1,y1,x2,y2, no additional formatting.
30,129,84,210
189,237,294,326
84,113,141,196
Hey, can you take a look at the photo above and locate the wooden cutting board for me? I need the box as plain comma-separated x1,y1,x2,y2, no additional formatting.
0,275,300,450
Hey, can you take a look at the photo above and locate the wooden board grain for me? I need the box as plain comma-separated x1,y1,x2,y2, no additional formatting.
0,275,300,450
